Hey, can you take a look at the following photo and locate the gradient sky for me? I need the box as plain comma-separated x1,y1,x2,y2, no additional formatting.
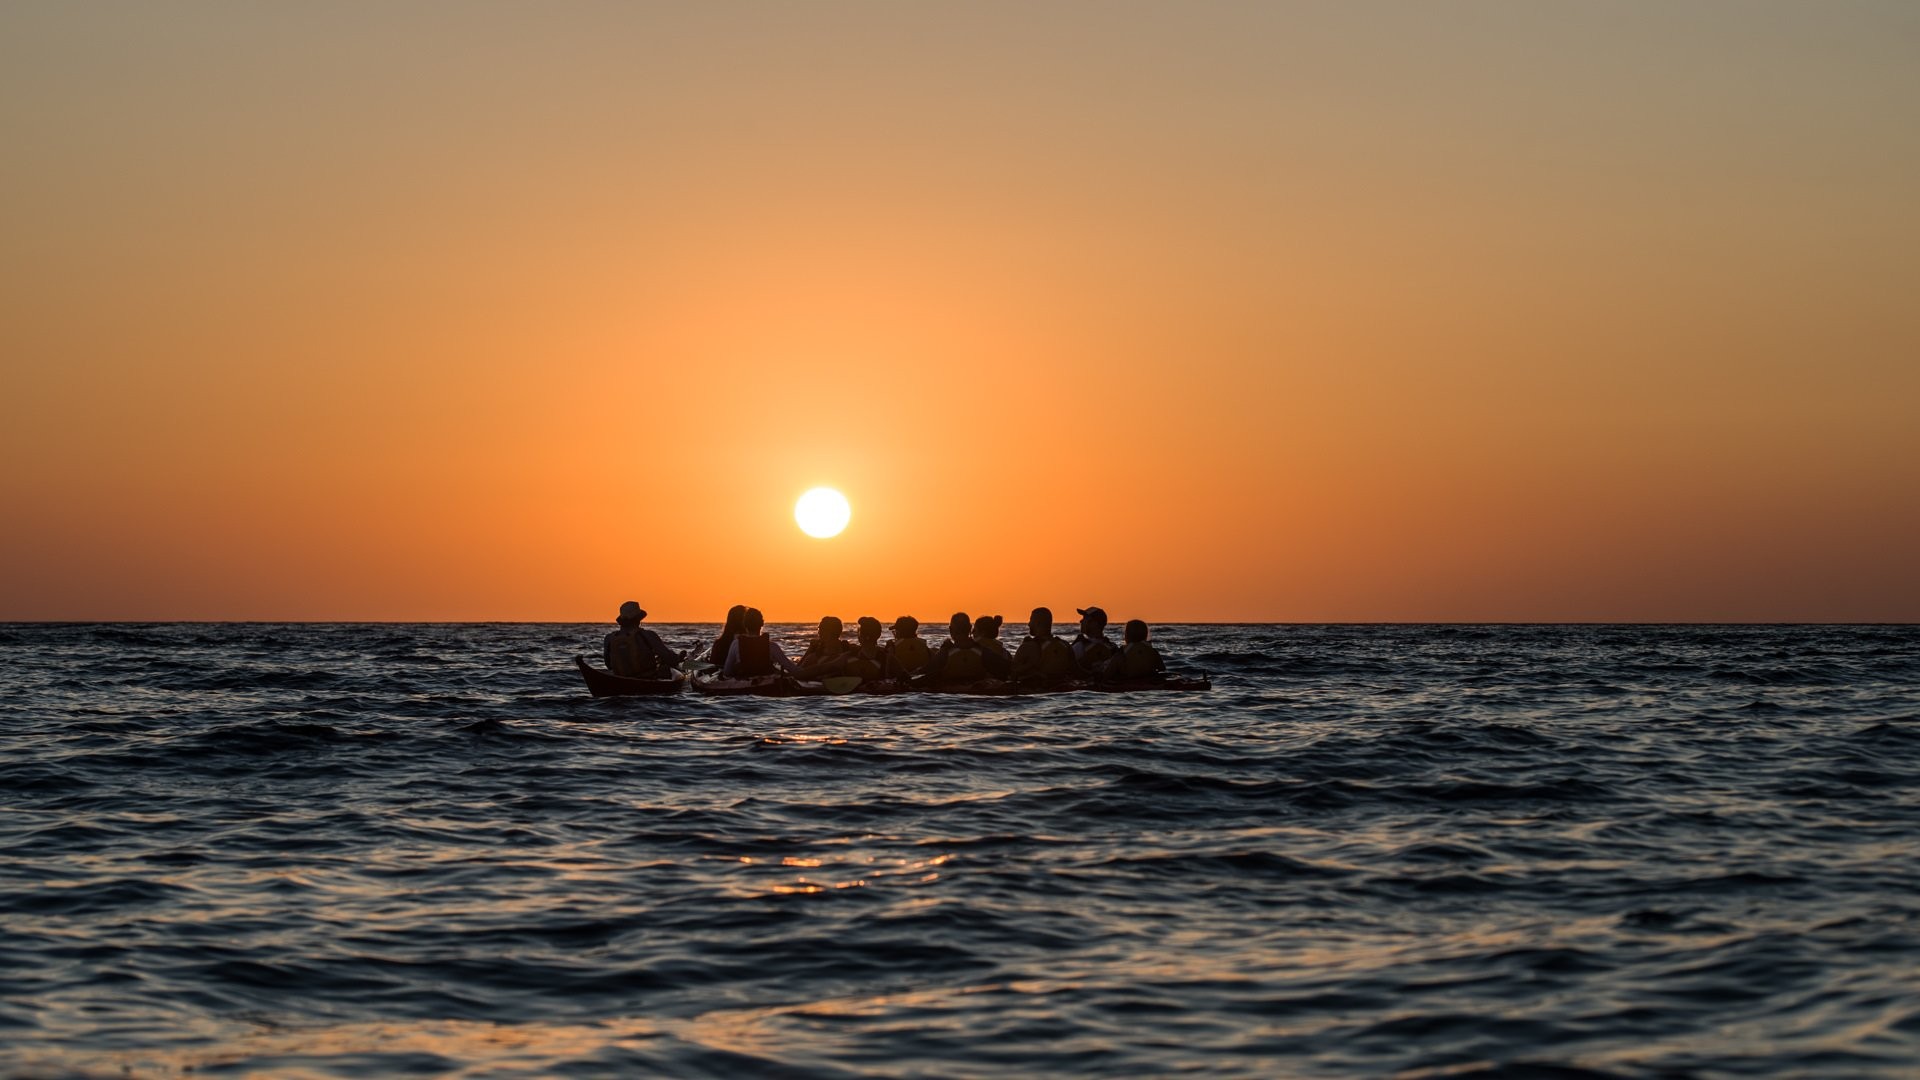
3,2,1917,622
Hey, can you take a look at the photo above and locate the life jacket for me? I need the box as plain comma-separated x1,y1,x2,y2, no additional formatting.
1118,642,1163,678
1037,637,1076,678
606,629,659,678
891,636,931,674
1078,634,1117,670
846,644,886,680
1012,636,1074,682
708,632,736,666
939,643,987,683
801,637,846,668
735,634,774,677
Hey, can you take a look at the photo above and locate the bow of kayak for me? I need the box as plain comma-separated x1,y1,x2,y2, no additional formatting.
576,656,687,697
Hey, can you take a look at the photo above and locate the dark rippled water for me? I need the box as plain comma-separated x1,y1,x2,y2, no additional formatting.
3,623,1918,1078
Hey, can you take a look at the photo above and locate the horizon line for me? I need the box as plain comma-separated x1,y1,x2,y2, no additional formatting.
5,619,1916,628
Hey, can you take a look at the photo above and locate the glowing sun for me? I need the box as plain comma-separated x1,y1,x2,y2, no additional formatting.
794,487,851,539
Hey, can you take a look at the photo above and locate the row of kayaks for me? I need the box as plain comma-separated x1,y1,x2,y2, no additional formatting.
575,656,1210,699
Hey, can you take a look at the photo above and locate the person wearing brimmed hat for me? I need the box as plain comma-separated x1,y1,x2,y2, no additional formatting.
605,601,679,678
1071,605,1118,673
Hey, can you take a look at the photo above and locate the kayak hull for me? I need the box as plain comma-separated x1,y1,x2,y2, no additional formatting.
850,675,1212,696
692,674,831,697
576,656,686,698
580,662,1211,699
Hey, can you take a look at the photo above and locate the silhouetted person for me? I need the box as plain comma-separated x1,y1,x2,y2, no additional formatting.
605,601,679,678
707,604,747,667
1071,605,1117,673
796,616,851,677
973,614,1013,677
1103,618,1166,680
845,617,889,680
924,612,993,684
886,615,932,678
724,607,799,678
1011,606,1077,685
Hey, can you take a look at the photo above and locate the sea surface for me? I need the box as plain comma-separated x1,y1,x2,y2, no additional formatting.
3,623,1918,1078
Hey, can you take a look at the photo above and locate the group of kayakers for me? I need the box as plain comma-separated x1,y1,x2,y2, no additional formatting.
603,602,1166,686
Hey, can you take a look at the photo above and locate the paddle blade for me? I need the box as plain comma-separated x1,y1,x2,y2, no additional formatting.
822,676,863,695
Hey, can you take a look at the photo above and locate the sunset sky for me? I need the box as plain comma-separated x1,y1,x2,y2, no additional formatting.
3,3,1916,622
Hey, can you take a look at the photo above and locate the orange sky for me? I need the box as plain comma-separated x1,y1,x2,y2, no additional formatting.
3,4,1917,621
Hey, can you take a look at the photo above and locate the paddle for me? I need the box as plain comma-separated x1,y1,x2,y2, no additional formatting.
822,675,863,695
667,637,716,674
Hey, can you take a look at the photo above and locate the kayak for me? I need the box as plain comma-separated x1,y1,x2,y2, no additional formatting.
576,656,687,697
847,674,1212,696
589,663,1212,699
691,673,831,697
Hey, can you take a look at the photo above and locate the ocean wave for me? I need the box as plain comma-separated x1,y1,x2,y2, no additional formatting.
2,623,1917,1078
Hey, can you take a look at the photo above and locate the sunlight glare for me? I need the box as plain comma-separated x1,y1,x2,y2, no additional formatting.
794,487,851,539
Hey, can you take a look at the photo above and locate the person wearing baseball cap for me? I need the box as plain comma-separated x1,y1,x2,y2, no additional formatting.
886,615,932,678
1071,605,1118,672
605,600,680,678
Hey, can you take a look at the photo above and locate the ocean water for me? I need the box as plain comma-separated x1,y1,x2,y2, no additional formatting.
2,622,1918,1078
